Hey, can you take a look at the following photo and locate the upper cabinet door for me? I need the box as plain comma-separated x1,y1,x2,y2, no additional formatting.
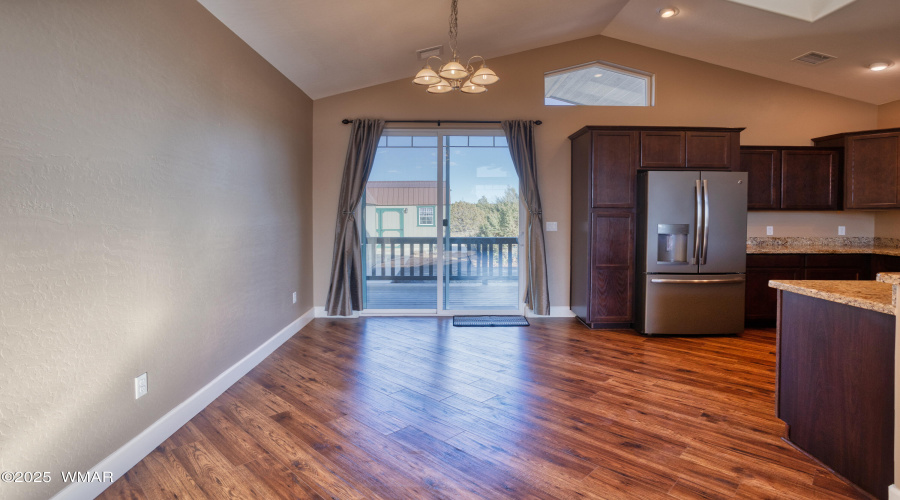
686,131,733,169
640,131,685,167
846,133,900,209
781,150,840,210
592,131,638,208
740,149,780,210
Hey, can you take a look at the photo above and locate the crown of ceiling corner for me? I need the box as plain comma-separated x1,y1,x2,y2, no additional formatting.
725,0,857,22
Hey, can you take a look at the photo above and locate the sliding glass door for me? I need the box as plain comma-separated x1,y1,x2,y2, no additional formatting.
442,134,520,310
361,129,522,313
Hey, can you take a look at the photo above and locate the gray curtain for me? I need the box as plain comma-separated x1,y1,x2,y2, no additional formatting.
501,120,550,315
325,119,385,316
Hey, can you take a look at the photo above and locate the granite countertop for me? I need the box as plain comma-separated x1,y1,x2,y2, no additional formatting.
746,237,900,256
768,280,895,315
877,272,900,285
748,245,900,256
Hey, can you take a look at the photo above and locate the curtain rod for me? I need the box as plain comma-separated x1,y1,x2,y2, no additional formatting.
341,119,541,126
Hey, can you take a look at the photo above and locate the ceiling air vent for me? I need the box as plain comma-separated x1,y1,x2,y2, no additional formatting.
416,45,443,61
792,51,836,65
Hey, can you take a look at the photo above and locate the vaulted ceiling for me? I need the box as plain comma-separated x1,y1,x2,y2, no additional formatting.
196,0,900,104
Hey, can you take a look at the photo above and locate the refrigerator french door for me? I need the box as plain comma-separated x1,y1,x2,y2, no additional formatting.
636,171,748,335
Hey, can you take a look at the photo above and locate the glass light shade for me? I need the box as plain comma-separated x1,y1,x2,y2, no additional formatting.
869,62,892,71
439,60,469,79
471,66,499,85
413,67,441,85
427,79,453,94
460,80,487,94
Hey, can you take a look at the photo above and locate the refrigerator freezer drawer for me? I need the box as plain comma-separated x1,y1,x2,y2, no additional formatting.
639,274,745,335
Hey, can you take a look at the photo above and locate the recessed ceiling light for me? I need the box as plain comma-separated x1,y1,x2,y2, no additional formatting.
869,61,893,71
658,7,679,18
594,73,603,78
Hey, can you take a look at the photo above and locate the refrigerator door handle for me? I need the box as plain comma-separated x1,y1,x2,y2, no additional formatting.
701,179,710,265
650,277,745,284
692,180,702,265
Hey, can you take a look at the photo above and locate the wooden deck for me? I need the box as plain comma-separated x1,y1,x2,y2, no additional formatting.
100,318,868,500
364,280,519,310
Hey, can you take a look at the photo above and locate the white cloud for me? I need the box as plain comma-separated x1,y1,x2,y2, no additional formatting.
477,165,508,178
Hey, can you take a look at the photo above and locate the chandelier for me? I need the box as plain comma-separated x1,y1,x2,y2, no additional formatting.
412,0,499,94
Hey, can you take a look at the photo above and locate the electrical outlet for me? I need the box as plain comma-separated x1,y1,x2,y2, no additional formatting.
292,292,297,304
135,373,148,399
838,226,846,236
546,221,558,232
766,226,774,236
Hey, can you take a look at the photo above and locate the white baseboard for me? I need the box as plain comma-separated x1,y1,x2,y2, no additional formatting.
51,308,315,500
527,306,575,318
889,484,900,500
314,306,359,318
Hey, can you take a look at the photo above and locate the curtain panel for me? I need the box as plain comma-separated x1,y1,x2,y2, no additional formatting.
501,120,551,315
325,119,385,316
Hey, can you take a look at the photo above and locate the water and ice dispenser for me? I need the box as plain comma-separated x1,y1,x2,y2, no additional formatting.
656,224,689,264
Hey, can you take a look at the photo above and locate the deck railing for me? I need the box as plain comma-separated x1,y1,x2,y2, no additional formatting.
364,236,518,281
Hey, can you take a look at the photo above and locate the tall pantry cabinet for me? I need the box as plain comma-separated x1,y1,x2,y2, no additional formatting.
569,126,743,328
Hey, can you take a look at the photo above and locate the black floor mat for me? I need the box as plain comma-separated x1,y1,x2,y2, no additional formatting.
452,315,529,327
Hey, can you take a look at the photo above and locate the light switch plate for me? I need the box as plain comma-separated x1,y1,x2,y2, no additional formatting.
292,292,297,304
766,226,774,236
546,222,558,232
838,226,846,236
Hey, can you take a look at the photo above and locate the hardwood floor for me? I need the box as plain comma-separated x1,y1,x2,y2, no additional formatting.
99,318,868,500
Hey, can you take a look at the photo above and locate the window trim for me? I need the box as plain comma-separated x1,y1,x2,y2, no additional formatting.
544,60,656,107
417,205,436,227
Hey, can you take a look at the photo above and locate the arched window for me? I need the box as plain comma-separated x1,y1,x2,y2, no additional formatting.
545,61,655,106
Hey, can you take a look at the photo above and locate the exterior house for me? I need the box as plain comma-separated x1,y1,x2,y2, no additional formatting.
363,181,437,238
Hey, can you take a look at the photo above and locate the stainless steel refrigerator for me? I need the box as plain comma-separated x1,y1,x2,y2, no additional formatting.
636,171,748,335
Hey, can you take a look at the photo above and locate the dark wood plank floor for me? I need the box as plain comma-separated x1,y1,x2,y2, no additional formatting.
99,318,867,499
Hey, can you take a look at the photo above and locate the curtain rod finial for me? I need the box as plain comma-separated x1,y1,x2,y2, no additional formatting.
342,119,352,124
534,120,542,125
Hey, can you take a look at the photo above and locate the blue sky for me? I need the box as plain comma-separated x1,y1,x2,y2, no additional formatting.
368,136,518,204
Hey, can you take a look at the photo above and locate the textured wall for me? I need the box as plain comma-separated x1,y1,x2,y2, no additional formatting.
312,34,878,311
0,1,313,499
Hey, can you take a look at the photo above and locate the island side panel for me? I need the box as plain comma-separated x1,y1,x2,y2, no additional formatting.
777,291,895,500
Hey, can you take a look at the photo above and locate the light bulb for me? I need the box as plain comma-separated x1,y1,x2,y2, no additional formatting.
658,7,679,18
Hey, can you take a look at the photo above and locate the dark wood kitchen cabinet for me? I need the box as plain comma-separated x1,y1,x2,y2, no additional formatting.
803,254,868,280
640,130,739,169
745,255,802,324
739,146,841,210
871,254,900,277
570,126,743,328
777,290,894,500
746,253,871,325
813,127,900,209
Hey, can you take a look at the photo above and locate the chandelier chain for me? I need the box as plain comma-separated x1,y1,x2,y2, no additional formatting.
448,0,459,58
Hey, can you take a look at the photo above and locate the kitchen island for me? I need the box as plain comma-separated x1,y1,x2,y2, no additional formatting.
770,277,895,500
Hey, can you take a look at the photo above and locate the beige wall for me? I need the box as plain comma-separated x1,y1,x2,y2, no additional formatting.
875,212,900,239
879,99,900,128
313,35,878,310
747,211,875,238
0,1,313,499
